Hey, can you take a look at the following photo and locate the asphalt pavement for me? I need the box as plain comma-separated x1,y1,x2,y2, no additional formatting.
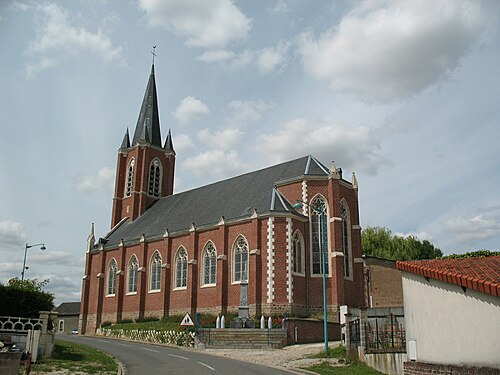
58,334,295,375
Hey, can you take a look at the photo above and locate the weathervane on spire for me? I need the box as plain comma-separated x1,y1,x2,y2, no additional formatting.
151,45,157,64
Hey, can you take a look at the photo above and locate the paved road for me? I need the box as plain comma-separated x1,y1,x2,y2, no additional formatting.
58,335,293,375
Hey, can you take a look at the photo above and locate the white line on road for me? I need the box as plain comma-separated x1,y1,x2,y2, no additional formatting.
169,354,189,360
96,339,108,343
142,348,159,353
117,343,132,347
197,362,215,371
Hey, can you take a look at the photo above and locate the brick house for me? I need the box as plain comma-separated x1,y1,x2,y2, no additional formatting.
397,256,500,374
79,64,365,334
55,302,80,333
363,255,403,308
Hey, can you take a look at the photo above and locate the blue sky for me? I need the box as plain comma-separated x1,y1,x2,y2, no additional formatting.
0,0,499,305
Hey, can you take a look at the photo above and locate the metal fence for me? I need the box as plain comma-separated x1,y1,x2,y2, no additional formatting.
365,314,405,353
348,319,360,350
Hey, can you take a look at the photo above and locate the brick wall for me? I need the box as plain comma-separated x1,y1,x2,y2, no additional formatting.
285,318,341,344
404,362,500,375
364,257,403,308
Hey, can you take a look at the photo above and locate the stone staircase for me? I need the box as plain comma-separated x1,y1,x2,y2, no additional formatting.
196,328,287,349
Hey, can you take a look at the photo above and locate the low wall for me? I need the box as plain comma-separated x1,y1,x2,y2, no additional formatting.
404,362,500,375
0,352,21,375
285,318,340,345
365,353,406,375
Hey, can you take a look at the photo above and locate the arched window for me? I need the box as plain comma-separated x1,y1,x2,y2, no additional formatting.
127,255,139,293
125,158,135,197
150,251,162,291
148,159,162,197
233,236,249,282
107,258,117,295
202,242,217,286
175,247,188,289
311,196,328,275
292,231,304,274
340,200,352,278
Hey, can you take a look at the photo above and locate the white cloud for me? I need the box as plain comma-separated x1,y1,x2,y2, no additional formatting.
198,128,244,149
30,250,79,267
25,3,124,78
182,149,247,178
0,221,26,249
257,41,291,74
138,0,252,49
298,0,489,102
74,167,115,193
173,96,210,125
394,231,434,242
259,118,388,175
174,133,195,153
443,205,500,245
226,100,274,127
196,50,235,63
267,0,289,13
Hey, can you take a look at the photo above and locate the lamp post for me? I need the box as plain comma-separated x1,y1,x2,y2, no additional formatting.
293,200,329,353
21,243,46,281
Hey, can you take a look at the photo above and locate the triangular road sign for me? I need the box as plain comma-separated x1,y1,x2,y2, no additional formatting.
180,313,194,326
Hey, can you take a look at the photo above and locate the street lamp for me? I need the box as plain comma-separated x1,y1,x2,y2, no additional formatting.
293,200,329,353
21,243,46,281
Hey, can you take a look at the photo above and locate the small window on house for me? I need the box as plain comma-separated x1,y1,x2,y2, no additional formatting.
150,251,162,291
125,158,135,197
202,242,217,286
311,196,329,275
233,236,249,282
148,159,162,197
175,248,188,289
107,258,118,295
341,200,352,278
292,231,304,274
127,255,139,293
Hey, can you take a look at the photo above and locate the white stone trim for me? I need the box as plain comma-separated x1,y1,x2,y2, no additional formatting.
330,217,342,222
286,218,293,304
249,248,260,255
301,180,308,215
332,251,344,257
266,217,275,303
217,254,227,260
352,225,362,230
354,257,364,263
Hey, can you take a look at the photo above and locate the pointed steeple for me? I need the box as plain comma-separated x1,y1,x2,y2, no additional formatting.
164,129,175,154
86,223,95,253
132,64,162,147
120,128,130,149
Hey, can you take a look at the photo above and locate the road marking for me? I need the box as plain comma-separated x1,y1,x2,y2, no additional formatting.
198,362,215,371
118,343,132,347
142,348,159,353
96,339,108,343
169,354,189,360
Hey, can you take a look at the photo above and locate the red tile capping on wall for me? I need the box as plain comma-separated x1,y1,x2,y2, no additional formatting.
396,255,500,298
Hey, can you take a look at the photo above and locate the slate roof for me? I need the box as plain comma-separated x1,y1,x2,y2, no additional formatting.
104,155,331,247
397,256,500,298
55,302,81,316
131,65,162,147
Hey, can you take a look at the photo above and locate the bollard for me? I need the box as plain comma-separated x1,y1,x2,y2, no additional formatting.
260,315,265,329
268,316,272,329
216,316,220,329
221,315,225,329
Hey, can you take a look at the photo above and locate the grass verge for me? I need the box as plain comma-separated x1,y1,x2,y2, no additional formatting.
30,340,117,374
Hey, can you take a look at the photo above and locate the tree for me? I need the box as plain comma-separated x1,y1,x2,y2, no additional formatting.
0,277,54,318
361,226,443,261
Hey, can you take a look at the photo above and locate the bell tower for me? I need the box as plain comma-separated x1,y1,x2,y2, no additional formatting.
111,64,175,228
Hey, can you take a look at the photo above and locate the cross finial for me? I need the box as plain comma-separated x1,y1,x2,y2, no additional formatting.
151,45,157,64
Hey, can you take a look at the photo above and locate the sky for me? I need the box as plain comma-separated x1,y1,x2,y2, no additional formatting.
0,0,499,305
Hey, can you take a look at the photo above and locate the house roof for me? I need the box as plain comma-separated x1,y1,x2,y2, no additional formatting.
104,155,333,247
55,302,81,316
396,256,500,298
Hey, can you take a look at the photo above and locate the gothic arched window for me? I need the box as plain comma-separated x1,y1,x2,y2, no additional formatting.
125,158,135,197
175,247,188,289
340,200,352,278
311,195,329,275
292,231,305,274
148,159,162,197
202,242,217,286
233,236,249,283
127,255,139,293
150,251,162,291
107,258,117,296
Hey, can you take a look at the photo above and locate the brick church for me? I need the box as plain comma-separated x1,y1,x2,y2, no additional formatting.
79,64,365,334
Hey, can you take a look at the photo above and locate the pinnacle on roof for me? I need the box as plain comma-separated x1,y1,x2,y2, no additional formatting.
164,129,175,153
120,128,130,149
132,64,162,147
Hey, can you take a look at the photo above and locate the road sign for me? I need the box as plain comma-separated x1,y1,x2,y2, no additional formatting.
180,313,194,326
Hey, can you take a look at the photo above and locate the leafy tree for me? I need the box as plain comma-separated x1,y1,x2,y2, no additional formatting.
361,226,443,261
0,277,54,318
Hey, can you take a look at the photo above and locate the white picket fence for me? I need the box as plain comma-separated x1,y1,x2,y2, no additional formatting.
100,328,195,347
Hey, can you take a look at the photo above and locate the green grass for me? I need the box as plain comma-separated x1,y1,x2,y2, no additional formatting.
306,346,384,375
31,340,117,374
311,345,347,359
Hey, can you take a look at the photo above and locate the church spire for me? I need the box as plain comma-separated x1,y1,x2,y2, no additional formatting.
120,128,130,150
132,64,162,147
164,129,175,154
